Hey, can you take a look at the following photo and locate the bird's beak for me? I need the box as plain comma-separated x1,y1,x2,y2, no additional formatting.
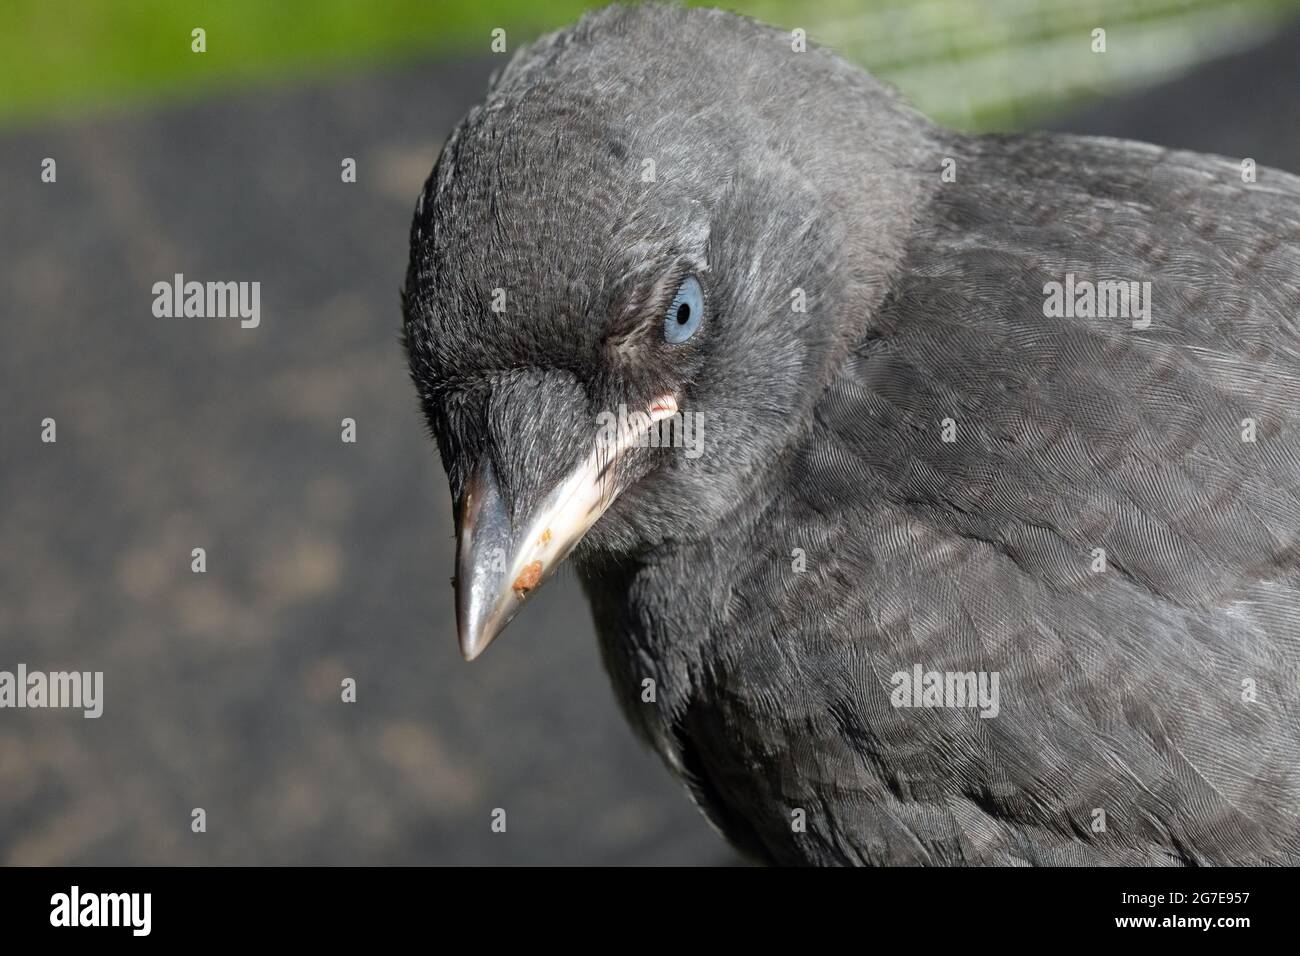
455,393,679,660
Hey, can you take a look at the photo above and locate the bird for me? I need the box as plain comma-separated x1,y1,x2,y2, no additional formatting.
401,3,1300,865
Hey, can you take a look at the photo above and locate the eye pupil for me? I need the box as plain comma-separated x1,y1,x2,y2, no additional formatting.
676,303,691,324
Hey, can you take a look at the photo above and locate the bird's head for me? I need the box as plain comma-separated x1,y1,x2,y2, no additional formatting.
403,4,932,658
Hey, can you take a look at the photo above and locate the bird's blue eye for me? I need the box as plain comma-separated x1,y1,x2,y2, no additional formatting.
664,275,703,344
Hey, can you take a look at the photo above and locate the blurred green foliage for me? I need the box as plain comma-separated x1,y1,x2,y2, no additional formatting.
0,1,585,124
0,0,1296,129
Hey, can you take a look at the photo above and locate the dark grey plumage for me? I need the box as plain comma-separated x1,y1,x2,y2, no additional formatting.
403,4,1300,865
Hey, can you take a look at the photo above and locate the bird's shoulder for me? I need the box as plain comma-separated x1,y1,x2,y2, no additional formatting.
825,130,1300,614
665,135,1300,861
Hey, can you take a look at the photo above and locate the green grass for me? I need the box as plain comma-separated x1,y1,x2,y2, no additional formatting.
0,0,593,125
1,0,1297,129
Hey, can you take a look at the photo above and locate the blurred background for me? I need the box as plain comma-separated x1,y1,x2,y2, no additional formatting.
1,0,1297,865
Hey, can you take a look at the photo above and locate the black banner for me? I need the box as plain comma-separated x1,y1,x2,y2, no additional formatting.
0,865,1281,941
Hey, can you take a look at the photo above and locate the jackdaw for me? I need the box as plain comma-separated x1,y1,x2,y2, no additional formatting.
402,3,1300,864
